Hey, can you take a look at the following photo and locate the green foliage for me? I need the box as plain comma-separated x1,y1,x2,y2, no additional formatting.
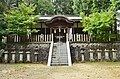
4,1,39,35
36,0,54,15
73,0,120,16
82,11,115,41
53,0,74,15
32,0,74,15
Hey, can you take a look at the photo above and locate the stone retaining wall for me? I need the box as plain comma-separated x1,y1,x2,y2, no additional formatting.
70,43,120,62
1,43,50,63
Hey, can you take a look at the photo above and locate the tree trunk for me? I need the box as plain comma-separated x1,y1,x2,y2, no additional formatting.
8,0,10,15
16,0,18,7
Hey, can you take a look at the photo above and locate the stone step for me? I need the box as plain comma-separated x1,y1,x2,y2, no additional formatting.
51,63,68,66
52,56,68,58
52,53,67,55
51,59,68,62
51,42,68,66
52,58,68,60
52,59,68,61
51,61,68,63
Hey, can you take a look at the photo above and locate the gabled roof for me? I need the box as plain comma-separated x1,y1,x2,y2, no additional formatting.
45,15,74,27
39,15,82,22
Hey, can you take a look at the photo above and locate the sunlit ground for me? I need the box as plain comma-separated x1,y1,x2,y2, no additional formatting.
0,62,120,79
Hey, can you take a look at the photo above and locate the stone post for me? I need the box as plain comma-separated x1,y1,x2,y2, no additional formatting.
105,49,110,60
34,52,38,63
112,49,117,60
89,49,94,61
97,49,102,61
26,51,31,62
11,51,16,63
80,45,86,62
19,51,23,62
4,51,8,63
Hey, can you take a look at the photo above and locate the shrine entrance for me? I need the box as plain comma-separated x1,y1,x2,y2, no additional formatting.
45,15,73,66
52,28,67,43
45,15,74,42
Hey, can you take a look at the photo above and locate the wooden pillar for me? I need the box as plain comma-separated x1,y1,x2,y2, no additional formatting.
73,24,74,42
52,33,53,42
66,28,69,41
45,25,46,42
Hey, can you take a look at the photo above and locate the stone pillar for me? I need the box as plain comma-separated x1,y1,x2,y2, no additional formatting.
19,51,23,62
89,49,94,61
81,54,85,62
11,51,16,63
81,46,86,62
75,51,79,61
34,52,38,62
26,51,30,62
112,49,117,60
97,49,102,61
4,51,8,63
105,49,109,60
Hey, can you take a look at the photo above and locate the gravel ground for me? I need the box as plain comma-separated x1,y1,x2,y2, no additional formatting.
0,62,120,79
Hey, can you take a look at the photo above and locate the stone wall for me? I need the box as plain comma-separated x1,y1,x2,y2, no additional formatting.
70,43,120,63
1,43,50,64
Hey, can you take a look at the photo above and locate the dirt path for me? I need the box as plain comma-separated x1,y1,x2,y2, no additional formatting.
0,62,120,79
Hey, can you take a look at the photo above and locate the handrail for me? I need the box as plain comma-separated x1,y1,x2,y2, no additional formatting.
47,41,53,66
66,41,72,66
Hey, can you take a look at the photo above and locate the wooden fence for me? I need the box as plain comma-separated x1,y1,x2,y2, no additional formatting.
4,33,120,43
71,34,94,42
7,34,52,43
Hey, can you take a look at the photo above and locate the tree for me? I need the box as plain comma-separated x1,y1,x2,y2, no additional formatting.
53,0,74,15
82,0,120,41
0,0,7,49
32,0,74,15
35,0,54,15
82,11,115,41
4,1,39,36
72,0,120,16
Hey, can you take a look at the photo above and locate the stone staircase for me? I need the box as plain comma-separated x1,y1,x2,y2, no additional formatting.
51,42,68,66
